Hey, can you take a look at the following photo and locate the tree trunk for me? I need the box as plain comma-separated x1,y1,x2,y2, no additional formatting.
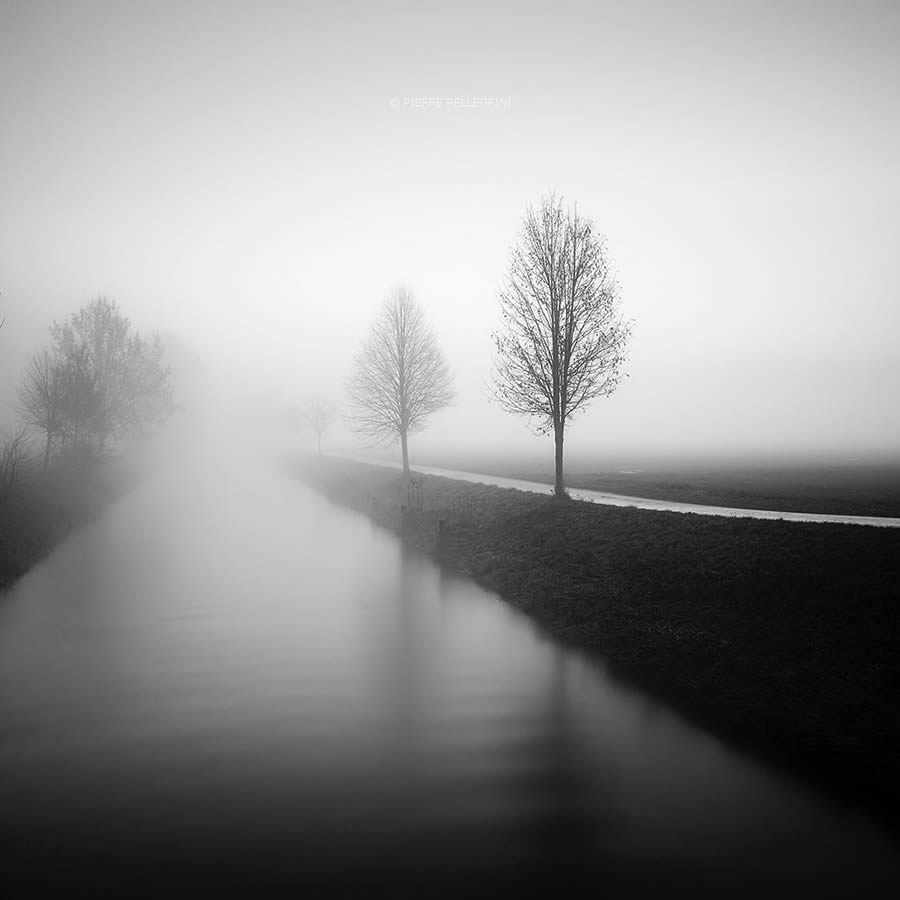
401,429,410,475
43,432,51,470
317,431,322,455
553,421,565,498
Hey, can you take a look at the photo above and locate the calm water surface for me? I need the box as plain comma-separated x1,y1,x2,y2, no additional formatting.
1,452,899,895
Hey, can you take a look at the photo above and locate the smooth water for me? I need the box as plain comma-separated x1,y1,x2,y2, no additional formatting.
1,451,898,894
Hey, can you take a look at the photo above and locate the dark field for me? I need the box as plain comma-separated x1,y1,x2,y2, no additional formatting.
296,456,900,829
411,453,900,517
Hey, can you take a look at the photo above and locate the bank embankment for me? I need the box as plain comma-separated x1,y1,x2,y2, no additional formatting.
0,459,135,592
293,455,900,828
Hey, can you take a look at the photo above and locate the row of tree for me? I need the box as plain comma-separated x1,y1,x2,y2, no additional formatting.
343,194,631,496
17,298,174,470
10,193,628,498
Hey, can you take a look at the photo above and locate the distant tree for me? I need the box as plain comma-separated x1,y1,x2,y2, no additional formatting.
57,342,105,462
49,297,174,455
347,287,453,474
0,427,31,503
491,195,631,497
18,348,66,468
301,396,337,455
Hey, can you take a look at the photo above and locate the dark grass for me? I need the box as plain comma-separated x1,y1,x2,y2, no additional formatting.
0,459,135,592
412,454,900,517
293,456,900,830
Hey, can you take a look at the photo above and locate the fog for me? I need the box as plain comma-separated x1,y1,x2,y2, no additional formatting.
4,417,900,893
2,0,899,463
4,6,900,889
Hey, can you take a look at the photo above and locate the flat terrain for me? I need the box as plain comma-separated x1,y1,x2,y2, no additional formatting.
409,454,900,518
296,456,900,829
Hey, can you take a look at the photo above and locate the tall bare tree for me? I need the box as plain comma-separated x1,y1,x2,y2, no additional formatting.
347,288,453,474
18,348,66,468
492,195,631,497
301,395,337,455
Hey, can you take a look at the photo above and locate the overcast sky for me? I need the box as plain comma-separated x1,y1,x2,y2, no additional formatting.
2,0,898,462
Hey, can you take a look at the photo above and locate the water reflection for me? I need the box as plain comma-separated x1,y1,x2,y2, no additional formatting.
0,453,898,894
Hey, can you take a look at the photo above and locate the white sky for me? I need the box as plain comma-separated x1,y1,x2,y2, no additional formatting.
2,0,899,461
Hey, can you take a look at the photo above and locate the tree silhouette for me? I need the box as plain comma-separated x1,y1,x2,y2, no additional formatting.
301,396,338,455
18,349,66,468
49,297,174,456
348,287,453,474
492,195,631,496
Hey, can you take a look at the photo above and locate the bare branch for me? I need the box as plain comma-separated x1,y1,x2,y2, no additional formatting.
347,287,453,472
491,195,632,493
18,348,67,468
0,427,33,502
47,297,175,458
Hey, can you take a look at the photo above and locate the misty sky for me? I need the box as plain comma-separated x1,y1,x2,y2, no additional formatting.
2,0,898,461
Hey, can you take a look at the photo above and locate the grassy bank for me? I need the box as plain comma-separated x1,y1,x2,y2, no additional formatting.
412,455,900,518
0,460,135,592
293,456,900,827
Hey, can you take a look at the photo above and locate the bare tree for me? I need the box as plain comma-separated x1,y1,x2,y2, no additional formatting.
301,396,337,455
49,297,174,454
0,428,31,503
491,195,631,497
18,349,67,468
347,287,453,474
